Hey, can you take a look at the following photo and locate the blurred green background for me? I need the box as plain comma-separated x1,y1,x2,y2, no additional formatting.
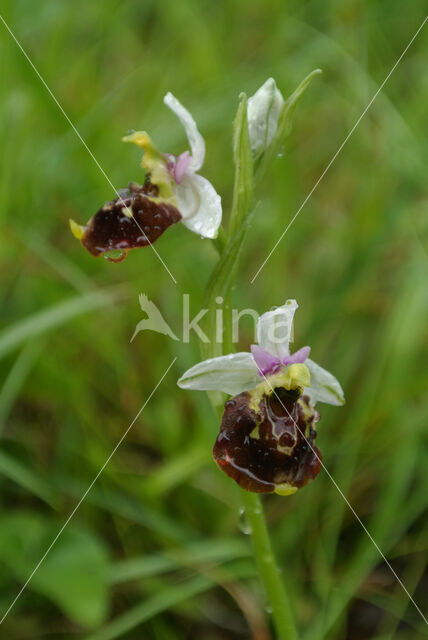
0,1,427,638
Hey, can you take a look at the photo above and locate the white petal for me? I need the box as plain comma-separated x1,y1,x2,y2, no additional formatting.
164,92,205,172
304,359,345,406
257,299,298,359
177,352,260,396
247,78,285,157
174,173,222,239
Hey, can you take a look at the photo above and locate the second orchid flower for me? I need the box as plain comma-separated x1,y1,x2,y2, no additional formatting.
70,93,222,261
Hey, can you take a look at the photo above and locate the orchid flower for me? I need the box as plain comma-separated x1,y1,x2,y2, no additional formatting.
178,299,344,496
70,93,222,261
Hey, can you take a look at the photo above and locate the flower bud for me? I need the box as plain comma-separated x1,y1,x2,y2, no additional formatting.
247,78,285,158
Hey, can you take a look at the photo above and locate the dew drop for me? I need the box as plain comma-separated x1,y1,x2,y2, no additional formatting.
238,507,252,535
103,249,127,263
277,145,286,158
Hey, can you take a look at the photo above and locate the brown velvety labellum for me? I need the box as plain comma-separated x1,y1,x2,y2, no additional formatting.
81,181,181,258
213,389,321,494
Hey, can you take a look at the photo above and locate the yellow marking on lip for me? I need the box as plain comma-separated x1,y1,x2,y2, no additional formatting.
121,206,133,218
249,363,310,413
274,483,298,496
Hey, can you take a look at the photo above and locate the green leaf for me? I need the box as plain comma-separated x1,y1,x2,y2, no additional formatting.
0,286,126,360
85,575,214,640
86,561,257,640
25,230,94,292
143,443,210,495
0,450,57,506
0,512,110,628
55,474,195,542
108,537,250,584
0,340,44,437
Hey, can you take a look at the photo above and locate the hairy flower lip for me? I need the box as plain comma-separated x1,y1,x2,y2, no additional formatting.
213,389,322,494
71,182,181,260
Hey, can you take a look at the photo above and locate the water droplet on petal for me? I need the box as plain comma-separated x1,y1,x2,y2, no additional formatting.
103,249,127,263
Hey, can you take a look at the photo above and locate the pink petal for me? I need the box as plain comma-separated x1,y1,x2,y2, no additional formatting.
282,346,311,367
173,151,192,183
251,345,282,376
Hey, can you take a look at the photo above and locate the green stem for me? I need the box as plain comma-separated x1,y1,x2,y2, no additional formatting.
241,490,297,640
202,88,305,639
212,225,227,255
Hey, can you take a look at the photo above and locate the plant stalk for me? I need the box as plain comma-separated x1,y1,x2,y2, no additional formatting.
241,490,297,640
202,88,306,639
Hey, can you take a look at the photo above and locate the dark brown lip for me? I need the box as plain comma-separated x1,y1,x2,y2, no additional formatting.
79,181,182,261
213,389,321,494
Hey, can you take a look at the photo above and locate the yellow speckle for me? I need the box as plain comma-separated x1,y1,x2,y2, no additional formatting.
249,424,261,440
69,219,85,240
274,483,298,496
121,206,133,218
